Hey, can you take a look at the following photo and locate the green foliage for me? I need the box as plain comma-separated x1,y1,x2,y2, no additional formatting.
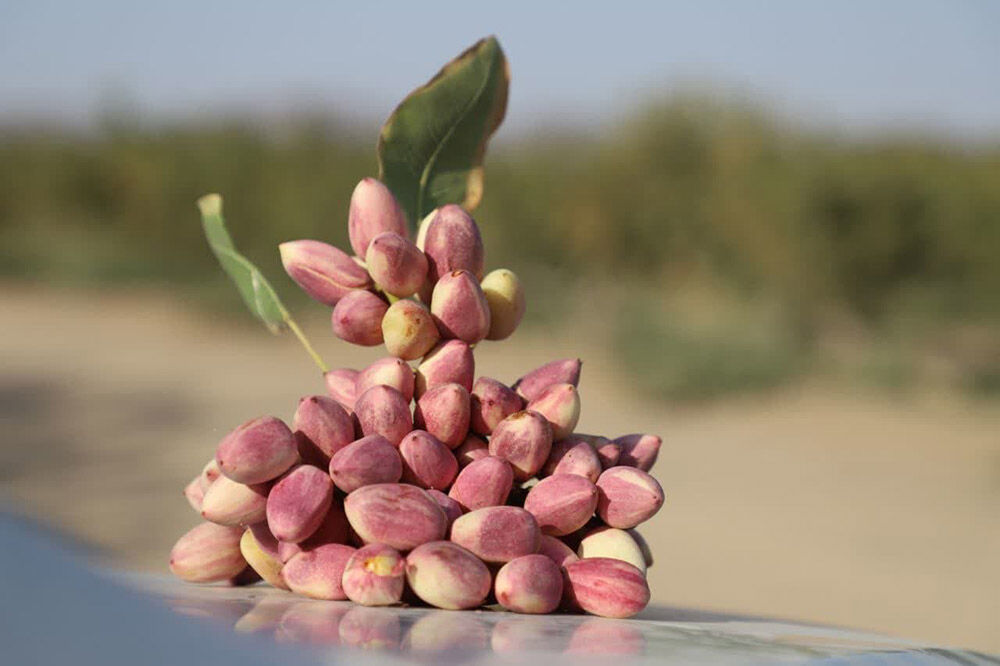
477,99,1000,327
378,36,509,228
197,194,287,333
851,342,919,394
2,94,998,398
613,289,807,401
966,364,1000,397
0,120,372,298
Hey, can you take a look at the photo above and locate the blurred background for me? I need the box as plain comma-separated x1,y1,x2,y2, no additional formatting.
1,0,998,653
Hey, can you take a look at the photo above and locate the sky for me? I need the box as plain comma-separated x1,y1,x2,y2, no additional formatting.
1,1,999,139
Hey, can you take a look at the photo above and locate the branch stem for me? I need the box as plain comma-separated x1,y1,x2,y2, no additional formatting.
286,316,329,374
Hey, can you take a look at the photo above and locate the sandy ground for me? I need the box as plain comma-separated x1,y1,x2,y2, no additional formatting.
1,286,998,652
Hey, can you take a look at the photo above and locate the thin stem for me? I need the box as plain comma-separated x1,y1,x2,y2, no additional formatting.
286,316,329,374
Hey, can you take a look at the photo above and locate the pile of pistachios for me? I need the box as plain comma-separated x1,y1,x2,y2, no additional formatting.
172,178,664,619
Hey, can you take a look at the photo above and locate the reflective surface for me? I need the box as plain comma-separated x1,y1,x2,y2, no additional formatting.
139,571,1000,665
2,511,997,665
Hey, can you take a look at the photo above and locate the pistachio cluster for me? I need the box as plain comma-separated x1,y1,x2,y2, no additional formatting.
171,179,664,620
279,178,524,358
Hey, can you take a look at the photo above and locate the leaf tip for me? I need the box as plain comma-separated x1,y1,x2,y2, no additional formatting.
197,193,223,217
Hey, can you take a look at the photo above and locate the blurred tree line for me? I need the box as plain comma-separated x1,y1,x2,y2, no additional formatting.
1,96,998,398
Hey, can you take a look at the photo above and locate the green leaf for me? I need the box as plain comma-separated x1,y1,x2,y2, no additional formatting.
377,36,509,228
197,193,288,334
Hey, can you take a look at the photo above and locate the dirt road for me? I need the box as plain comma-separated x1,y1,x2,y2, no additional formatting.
1,286,997,651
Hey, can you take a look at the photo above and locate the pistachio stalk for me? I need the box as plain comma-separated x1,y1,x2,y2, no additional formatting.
197,194,330,374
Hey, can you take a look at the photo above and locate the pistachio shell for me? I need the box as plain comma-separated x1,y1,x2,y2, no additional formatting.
169,522,246,583
344,483,448,551
513,358,582,402
495,554,563,614
405,541,491,610
348,178,409,257
215,416,298,485
279,239,372,306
